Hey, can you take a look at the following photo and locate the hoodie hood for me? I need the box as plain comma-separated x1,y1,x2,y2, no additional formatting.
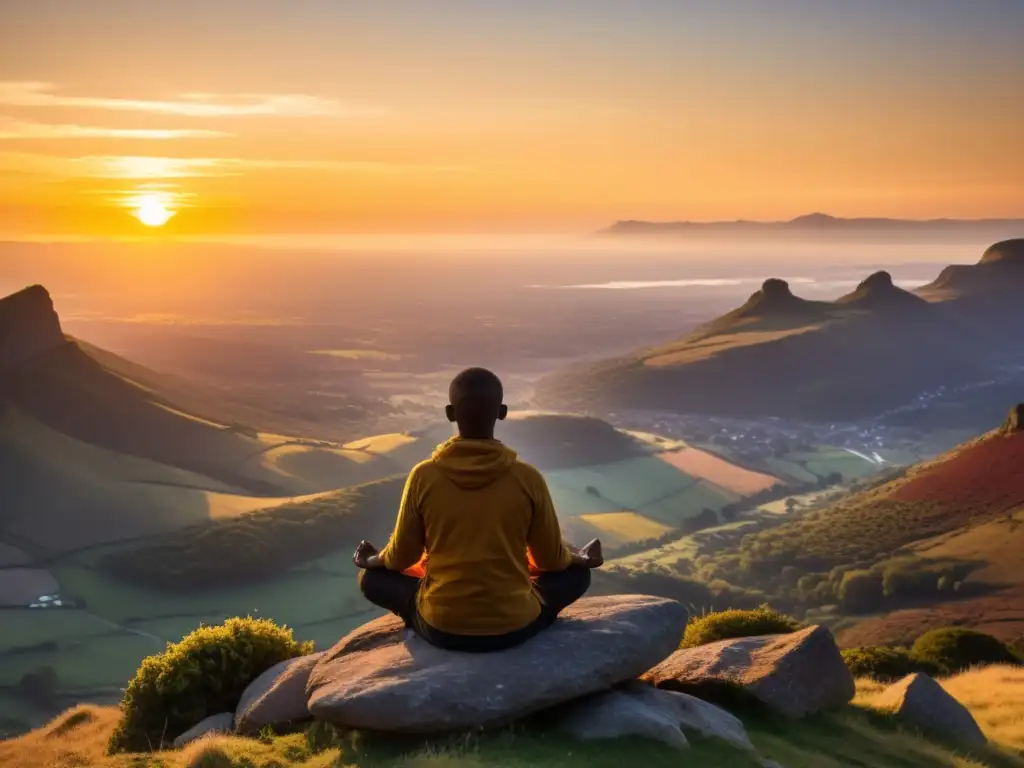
431,437,518,489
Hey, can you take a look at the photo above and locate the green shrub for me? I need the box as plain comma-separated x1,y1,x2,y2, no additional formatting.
909,627,1019,675
18,665,59,708
837,569,884,613
681,605,801,649
108,617,313,753
881,558,974,601
841,646,937,682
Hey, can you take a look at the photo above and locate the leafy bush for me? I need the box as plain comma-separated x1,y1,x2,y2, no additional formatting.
108,617,313,753
881,558,973,600
18,665,58,708
909,628,1019,675
837,569,884,613
841,646,937,682
681,605,801,649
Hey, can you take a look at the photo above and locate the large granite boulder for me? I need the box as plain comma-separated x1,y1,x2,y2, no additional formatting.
644,625,853,718
873,673,986,749
306,595,686,733
172,712,233,748
557,682,755,753
235,652,324,733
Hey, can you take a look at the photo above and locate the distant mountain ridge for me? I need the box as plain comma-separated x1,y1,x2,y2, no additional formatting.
537,240,1024,421
601,213,1024,238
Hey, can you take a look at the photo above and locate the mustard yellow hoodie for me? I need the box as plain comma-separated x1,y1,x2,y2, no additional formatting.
378,437,573,635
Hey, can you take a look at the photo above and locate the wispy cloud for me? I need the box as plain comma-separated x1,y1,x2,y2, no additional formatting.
0,118,231,140
0,152,472,179
0,82,367,117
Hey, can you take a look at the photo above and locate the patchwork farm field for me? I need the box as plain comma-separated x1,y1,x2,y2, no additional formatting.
656,446,779,494
578,512,672,544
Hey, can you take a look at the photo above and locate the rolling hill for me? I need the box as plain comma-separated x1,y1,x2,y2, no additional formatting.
697,406,1024,645
1,282,801,734
917,238,1024,304
0,283,781,561
536,266,993,421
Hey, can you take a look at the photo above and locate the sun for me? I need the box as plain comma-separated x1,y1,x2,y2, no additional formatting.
132,193,175,227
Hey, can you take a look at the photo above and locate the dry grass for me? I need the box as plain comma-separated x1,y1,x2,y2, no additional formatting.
656,447,781,495
857,664,1024,751
0,707,340,768
0,705,120,767
579,511,673,543
643,326,822,367
942,665,1024,751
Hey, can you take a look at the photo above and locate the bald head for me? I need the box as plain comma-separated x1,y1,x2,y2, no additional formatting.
446,367,507,438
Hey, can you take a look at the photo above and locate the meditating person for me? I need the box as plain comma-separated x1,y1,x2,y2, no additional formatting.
354,367,603,652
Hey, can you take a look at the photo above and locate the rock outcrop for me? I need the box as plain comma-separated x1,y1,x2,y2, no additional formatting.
172,712,234,748
235,652,324,733
873,673,986,749
306,595,686,733
920,238,1024,300
0,285,64,370
979,238,1024,266
731,279,828,321
835,271,928,311
643,625,854,718
557,682,755,753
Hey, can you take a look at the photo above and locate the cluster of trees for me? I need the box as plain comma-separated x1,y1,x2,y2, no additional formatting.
695,545,980,617
102,477,403,591
845,627,1022,681
594,567,766,616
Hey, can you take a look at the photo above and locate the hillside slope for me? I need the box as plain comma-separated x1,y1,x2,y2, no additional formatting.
536,268,990,421
695,407,1024,644
735,406,1024,569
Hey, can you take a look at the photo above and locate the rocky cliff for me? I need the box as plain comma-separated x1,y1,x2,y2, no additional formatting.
0,285,64,370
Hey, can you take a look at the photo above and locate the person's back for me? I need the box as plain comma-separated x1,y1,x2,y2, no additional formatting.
386,437,571,635
354,367,602,652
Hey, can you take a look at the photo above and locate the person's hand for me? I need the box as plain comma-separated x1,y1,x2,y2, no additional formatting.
579,538,604,569
353,540,379,569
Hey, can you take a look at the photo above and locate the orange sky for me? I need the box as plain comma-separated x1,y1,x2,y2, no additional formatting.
1,1,1022,237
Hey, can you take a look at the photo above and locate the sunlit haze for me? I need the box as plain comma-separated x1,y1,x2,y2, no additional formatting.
1,1,1022,238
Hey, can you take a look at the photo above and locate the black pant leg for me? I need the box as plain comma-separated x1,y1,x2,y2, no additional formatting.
358,568,421,626
533,565,592,622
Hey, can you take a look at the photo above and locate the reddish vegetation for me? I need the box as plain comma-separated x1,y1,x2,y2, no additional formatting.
836,586,1024,648
891,432,1024,514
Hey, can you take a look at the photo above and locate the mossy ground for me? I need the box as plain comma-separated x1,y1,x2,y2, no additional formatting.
5,667,1024,768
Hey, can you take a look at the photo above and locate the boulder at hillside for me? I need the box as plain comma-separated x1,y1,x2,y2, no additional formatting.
873,673,986,749
306,595,686,733
172,712,233,748
557,682,755,753
644,625,854,718
235,652,324,733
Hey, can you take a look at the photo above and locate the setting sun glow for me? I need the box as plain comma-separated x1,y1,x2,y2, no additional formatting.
132,194,175,227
